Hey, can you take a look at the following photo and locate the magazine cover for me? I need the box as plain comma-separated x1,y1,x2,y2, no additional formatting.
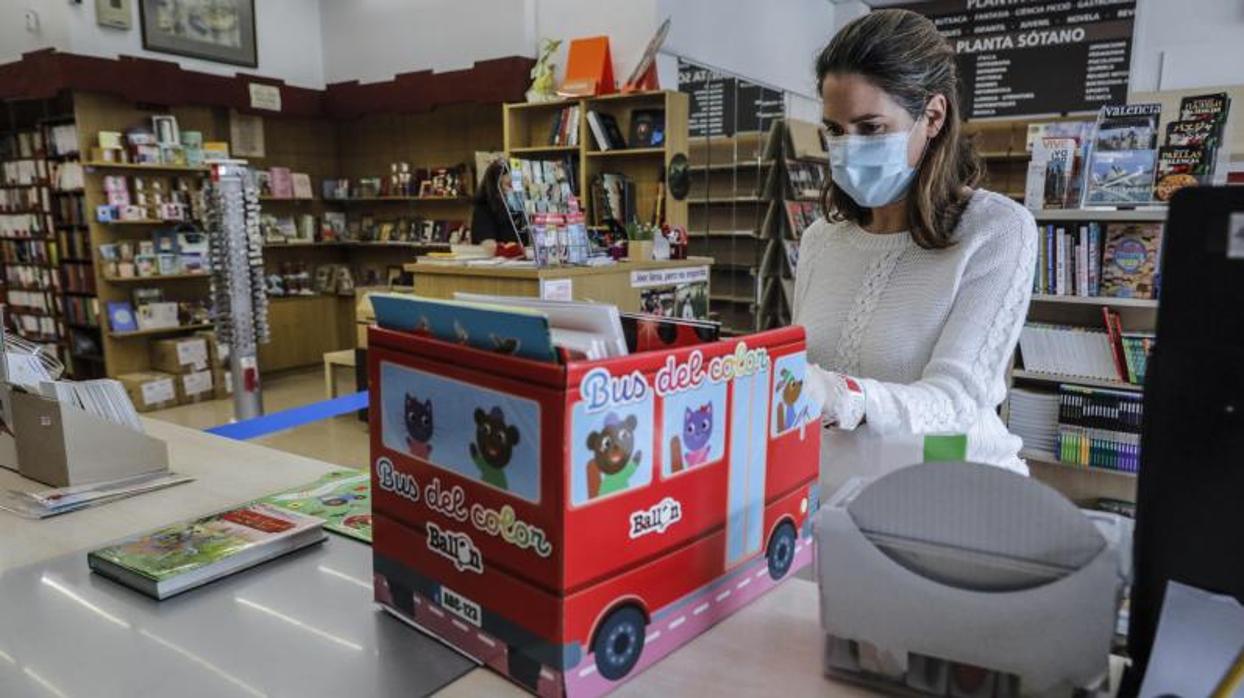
1165,119,1220,148
1178,92,1231,124
1042,138,1078,209
1101,223,1162,299
89,503,322,582
261,470,373,542
1084,104,1161,206
1153,146,1210,202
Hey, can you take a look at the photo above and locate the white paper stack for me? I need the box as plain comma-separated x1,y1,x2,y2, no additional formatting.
39,379,145,433
1007,388,1060,455
1018,323,1118,380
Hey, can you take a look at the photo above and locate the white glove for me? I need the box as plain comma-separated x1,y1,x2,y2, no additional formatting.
805,364,866,431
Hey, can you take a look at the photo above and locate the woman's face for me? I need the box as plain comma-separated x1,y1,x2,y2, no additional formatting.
820,72,943,168
500,172,511,191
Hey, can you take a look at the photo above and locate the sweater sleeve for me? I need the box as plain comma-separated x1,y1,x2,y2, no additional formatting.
855,205,1038,436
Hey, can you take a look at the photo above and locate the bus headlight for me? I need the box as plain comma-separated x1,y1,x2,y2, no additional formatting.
800,497,808,515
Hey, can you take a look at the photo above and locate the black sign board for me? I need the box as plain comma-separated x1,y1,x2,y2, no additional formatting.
678,59,785,137
892,0,1137,119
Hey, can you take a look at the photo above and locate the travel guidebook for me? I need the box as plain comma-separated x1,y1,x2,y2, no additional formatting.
261,470,373,543
1083,103,1162,206
87,503,326,599
1153,92,1232,202
1101,223,1163,299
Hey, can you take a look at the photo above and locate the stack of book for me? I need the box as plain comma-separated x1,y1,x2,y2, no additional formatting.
548,105,582,147
1033,221,1162,299
1154,92,1232,202
1007,387,1060,456
1057,384,1143,473
1020,314,1152,387
1083,103,1162,206
590,172,635,227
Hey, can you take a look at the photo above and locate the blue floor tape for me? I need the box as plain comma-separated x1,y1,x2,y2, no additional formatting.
206,391,369,441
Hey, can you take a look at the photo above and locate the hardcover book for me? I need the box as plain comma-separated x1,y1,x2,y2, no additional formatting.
1084,103,1161,206
106,301,138,333
1101,223,1162,299
370,293,558,363
261,470,373,543
88,503,326,599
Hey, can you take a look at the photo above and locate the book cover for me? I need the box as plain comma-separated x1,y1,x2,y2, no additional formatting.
106,301,138,332
1042,138,1078,209
291,173,313,200
1178,92,1231,124
261,470,372,543
1101,223,1162,298
619,312,720,353
1153,145,1210,202
89,503,322,585
1084,103,1161,205
269,167,294,199
370,294,558,363
1165,119,1220,148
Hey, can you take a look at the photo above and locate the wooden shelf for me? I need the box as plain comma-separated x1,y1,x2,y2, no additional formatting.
97,219,187,226
329,196,469,203
103,273,210,283
259,196,316,202
689,161,773,172
83,161,208,173
1023,450,1138,478
709,294,753,305
1030,294,1158,309
687,196,765,205
585,147,666,157
692,229,760,239
979,151,1031,160
509,145,580,155
109,323,213,339
1012,369,1142,392
1034,208,1167,222
264,241,449,249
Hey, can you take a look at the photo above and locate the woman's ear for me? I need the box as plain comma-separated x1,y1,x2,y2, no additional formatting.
925,93,948,140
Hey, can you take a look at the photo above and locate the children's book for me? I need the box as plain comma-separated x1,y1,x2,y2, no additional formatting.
106,301,138,332
1101,223,1162,299
88,503,326,599
370,293,558,363
260,470,372,543
619,312,720,353
1083,103,1161,206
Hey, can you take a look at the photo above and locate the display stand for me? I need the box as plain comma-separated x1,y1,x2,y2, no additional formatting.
367,321,820,696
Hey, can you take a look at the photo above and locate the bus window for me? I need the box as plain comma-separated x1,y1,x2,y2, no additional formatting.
569,393,654,506
379,361,541,503
661,380,727,476
771,353,817,437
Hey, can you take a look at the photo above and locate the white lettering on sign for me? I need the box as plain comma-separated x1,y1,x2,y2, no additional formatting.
248,83,282,111
427,522,484,574
630,266,709,288
424,477,469,522
440,586,482,626
629,497,683,539
579,366,650,414
375,457,420,504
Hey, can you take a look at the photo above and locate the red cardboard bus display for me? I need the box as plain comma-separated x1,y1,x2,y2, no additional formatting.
368,325,820,697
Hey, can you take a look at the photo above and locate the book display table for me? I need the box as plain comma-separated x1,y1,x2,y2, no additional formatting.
404,257,714,314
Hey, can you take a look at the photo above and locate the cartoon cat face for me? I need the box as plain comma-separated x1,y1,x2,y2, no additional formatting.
683,403,713,451
405,394,433,443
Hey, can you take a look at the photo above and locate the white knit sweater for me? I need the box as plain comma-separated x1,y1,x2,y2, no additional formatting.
793,189,1037,492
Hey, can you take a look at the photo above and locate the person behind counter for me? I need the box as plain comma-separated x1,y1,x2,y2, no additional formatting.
470,160,521,245
796,9,1038,492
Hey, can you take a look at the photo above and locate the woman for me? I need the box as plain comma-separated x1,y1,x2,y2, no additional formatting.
797,9,1037,493
470,160,520,244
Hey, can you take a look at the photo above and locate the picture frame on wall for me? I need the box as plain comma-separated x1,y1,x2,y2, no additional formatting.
139,0,258,68
96,0,134,30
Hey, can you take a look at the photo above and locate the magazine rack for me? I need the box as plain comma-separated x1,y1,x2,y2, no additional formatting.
368,324,821,697
11,390,169,487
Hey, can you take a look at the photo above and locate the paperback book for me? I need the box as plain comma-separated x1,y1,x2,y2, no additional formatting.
1083,103,1161,206
1101,223,1162,299
1153,146,1211,202
261,470,372,543
88,503,326,599
1042,138,1080,209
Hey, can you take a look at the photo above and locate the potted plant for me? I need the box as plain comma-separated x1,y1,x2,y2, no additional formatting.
626,222,655,261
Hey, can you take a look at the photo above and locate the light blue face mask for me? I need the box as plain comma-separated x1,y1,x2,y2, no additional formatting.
826,116,925,208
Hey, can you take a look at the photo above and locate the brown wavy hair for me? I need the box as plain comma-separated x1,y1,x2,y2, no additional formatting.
815,9,981,249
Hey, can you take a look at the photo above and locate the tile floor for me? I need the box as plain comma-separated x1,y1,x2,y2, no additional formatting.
148,367,371,470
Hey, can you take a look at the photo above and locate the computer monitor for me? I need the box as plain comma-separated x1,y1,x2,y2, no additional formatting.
1126,186,1244,688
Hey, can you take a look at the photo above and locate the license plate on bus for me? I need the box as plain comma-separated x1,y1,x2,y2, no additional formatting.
440,586,482,627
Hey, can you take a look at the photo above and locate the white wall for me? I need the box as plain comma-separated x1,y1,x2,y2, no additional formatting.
318,0,534,86
1,0,325,88
1130,0,1244,91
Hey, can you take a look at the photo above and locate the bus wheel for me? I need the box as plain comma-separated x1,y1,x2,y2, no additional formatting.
592,606,646,681
766,521,797,580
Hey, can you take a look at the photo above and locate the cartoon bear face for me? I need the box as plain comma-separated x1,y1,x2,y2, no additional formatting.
783,378,803,406
474,406,520,469
405,394,433,443
587,413,638,475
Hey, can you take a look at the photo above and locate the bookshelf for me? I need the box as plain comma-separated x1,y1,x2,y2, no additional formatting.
501,89,689,253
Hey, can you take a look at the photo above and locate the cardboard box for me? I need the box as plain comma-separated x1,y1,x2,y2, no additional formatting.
195,330,228,368
212,367,233,400
176,370,215,405
118,371,179,413
150,336,210,374
136,302,180,330
368,324,820,696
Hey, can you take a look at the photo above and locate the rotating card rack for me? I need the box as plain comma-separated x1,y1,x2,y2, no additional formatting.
205,161,269,419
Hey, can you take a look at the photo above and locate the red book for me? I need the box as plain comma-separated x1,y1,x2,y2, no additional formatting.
1101,307,1128,381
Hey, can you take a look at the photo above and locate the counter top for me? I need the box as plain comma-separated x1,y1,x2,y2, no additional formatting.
403,256,714,278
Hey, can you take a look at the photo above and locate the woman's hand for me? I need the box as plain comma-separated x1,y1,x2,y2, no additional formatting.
805,364,867,431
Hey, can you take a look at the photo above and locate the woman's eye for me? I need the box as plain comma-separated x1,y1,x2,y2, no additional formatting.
824,124,844,136
858,122,883,135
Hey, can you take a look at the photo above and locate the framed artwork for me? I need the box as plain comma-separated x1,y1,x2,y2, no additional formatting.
97,0,134,29
139,0,258,67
